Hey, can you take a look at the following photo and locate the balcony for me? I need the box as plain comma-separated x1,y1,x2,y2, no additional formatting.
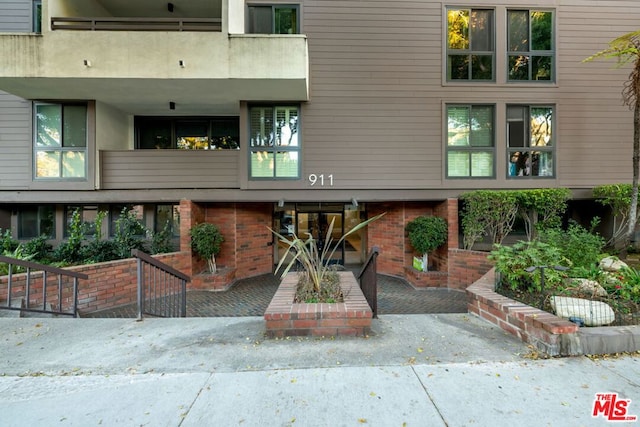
99,149,240,190
0,1,309,115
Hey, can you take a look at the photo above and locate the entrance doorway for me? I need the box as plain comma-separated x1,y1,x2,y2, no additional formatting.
273,203,365,268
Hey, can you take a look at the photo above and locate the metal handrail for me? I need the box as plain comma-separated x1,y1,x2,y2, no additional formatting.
51,17,222,32
132,249,189,319
0,255,87,317
357,246,379,318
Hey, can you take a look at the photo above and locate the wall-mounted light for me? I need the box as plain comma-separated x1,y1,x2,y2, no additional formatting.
168,3,174,12
83,59,92,67
351,198,358,207
178,60,185,68
169,102,176,110
278,199,285,208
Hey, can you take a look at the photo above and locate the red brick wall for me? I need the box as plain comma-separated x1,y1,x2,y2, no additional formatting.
181,201,274,282
0,252,190,315
467,268,579,356
448,249,494,290
234,203,273,278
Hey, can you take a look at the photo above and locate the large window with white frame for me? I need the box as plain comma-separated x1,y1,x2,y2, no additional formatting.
249,105,300,179
507,9,554,82
446,104,495,178
507,105,554,178
446,8,495,81
34,103,87,180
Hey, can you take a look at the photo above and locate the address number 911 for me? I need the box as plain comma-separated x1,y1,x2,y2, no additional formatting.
308,174,333,187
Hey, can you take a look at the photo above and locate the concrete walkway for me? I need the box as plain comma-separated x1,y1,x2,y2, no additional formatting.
85,273,468,318
1,315,639,426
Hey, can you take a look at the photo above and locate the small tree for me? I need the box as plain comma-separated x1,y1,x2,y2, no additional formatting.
190,223,224,274
405,216,448,271
584,30,640,258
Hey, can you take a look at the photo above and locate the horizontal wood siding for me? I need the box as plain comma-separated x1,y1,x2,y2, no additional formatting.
0,0,31,32
293,0,639,191
0,91,30,189
100,150,240,190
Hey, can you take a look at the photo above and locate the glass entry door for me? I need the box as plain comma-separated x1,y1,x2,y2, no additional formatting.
297,212,343,265
273,203,366,269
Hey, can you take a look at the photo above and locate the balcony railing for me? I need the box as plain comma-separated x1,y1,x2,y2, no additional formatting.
51,17,222,32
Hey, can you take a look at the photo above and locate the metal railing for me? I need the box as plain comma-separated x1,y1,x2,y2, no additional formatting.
51,17,222,32
132,249,189,319
357,246,379,318
0,255,87,317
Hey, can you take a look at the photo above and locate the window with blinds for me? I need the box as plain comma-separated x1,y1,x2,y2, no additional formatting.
249,105,300,179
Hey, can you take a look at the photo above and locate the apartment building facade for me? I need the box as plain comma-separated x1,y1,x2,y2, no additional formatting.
0,0,637,284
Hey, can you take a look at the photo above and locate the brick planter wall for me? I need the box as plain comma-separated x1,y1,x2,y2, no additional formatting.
264,272,372,338
1,252,190,315
467,267,581,356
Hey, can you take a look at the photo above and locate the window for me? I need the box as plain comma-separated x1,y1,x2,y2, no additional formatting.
18,205,54,239
34,103,87,179
507,105,554,177
446,105,495,178
249,105,300,179
507,10,554,81
33,0,42,33
248,4,299,34
64,205,98,237
155,204,180,237
136,117,239,150
446,8,494,81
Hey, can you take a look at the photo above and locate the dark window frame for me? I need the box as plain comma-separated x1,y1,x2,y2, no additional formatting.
248,104,301,180
446,7,495,82
247,4,300,34
33,102,88,180
135,116,239,150
507,104,555,179
446,104,496,179
17,205,55,239
507,9,555,82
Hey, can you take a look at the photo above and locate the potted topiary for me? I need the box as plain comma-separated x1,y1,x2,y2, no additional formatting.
406,216,448,272
190,223,224,274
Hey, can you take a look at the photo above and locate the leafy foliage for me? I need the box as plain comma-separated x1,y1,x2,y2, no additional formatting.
190,223,224,274
538,219,605,273
460,190,518,249
52,209,86,264
113,207,148,259
516,188,571,240
405,216,448,255
270,213,385,296
489,240,570,293
593,183,633,247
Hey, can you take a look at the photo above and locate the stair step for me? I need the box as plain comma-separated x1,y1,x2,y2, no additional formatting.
0,297,24,318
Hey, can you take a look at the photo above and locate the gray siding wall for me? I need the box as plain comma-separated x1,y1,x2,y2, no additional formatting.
0,91,30,189
0,0,32,32
286,0,636,192
101,150,239,190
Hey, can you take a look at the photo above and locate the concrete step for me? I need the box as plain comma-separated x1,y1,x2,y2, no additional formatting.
0,297,24,318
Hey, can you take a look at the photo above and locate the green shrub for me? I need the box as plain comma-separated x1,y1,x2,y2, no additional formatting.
113,207,148,259
190,223,224,274
22,235,53,263
460,190,518,249
405,216,447,271
538,219,605,272
489,240,570,293
52,209,86,264
150,221,175,254
0,229,18,253
516,188,571,240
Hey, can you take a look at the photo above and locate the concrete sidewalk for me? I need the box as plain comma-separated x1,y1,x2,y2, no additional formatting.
0,315,639,426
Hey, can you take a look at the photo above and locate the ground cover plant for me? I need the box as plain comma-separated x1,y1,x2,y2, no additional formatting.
0,207,175,271
489,221,639,325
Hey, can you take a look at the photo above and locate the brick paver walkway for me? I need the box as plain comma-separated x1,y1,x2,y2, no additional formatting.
85,273,467,318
